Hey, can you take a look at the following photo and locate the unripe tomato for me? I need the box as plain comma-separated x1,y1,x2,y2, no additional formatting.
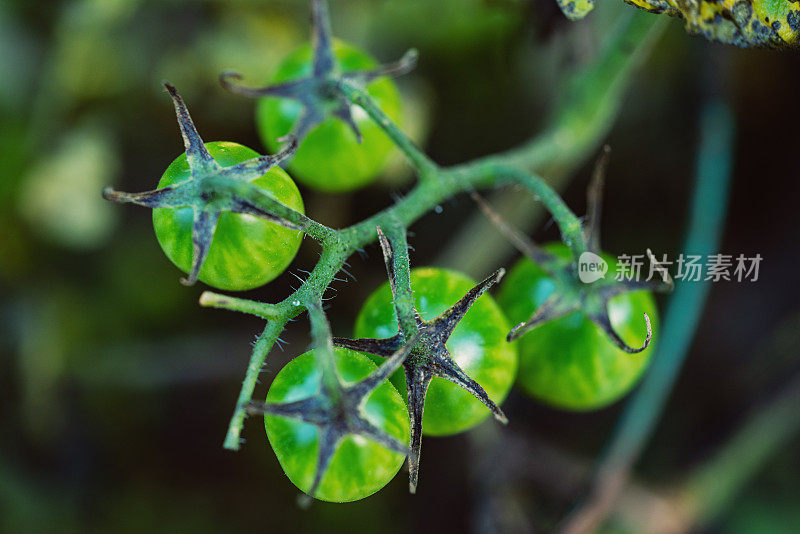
354,267,517,436
264,348,409,502
152,141,304,291
257,40,403,192
497,243,658,410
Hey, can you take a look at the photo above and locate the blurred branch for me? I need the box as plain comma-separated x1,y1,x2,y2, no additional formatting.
558,100,736,534
0,458,76,532
473,320,800,533
615,340,800,533
676,355,800,529
439,9,667,276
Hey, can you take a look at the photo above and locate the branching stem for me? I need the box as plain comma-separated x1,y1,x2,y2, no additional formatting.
217,10,665,451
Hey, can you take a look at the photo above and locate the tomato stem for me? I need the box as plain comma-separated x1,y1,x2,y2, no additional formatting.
335,78,438,179
198,291,281,320
306,299,342,400
375,225,418,336
224,318,287,450
213,9,667,452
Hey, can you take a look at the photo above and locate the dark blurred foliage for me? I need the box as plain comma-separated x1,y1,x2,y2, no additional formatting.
1,0,799,532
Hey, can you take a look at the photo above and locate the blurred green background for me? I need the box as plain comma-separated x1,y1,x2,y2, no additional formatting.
1,0,799,532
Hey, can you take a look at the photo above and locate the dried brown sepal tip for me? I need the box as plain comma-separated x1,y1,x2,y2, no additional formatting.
101,83,298,286
246,310,418,505
219,0,417,144
584,144,611,254
474,147,672,353
332,226,508,494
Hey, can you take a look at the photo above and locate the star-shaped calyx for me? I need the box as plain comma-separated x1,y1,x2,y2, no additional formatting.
332,226,508,493
102,83,301,286
247,300,419,506
472,146,673,351
219,0,417,142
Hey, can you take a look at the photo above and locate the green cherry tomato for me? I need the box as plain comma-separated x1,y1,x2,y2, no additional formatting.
264,348,409,502
257,40,403,192
152,141,304,291
354,268,517,436
497,243,659,411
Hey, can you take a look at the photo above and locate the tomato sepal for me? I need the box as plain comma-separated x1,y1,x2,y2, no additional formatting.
332,226,510,494
250,300,416,504
473,149,673,353
102,83,307,287
220,0,416,147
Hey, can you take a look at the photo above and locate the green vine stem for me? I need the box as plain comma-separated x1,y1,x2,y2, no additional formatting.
207,10,664,452
558,100,735,534
485,12,666,174
335,78,437,181
441,9,667,275
213,160,583,449
305,299,341,402
375,223,418,336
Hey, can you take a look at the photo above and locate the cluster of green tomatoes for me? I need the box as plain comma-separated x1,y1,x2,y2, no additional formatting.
105,0,660,504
